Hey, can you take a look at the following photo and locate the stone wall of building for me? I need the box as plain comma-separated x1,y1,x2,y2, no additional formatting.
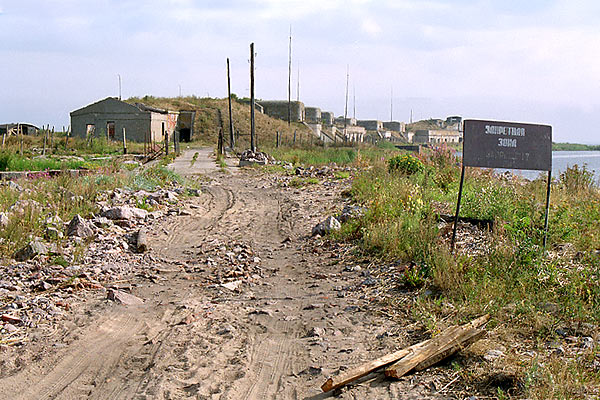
357,120,383,131
305,107,322,124
334,116,357,126
413,129,461,144
321,111,334,126
257,100,305,122
383,121,405,133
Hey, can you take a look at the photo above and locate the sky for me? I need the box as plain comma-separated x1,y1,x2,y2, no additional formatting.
1,0,599,143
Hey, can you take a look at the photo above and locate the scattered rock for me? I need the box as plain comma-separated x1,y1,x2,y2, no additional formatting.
44,227,63,240
339,204,365,223
135,229,148,253
44,215,63,227
92,216,112,228
14,240,48,261
10,199,41,214
306,327,326,338
8,181,23,191
102,206,140,220
311,216,341,237
483,349,505,362
0,212,9,228
107,289,144,306
66,214,94,238
582,337,594,349
221,280,243,291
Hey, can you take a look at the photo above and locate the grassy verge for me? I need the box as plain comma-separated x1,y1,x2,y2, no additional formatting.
338,146,600,398
269,143,599,397
264,144,399,167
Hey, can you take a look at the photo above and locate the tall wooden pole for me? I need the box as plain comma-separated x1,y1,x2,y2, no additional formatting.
18,123,23,156
250,43,256,152
227,58,235,149
287,25,292,126
390,86,393,121
353,84,356,119
118,74,122,100
343,64,349,144
297,63,300,102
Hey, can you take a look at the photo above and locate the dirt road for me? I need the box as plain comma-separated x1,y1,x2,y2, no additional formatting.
0,149,446,399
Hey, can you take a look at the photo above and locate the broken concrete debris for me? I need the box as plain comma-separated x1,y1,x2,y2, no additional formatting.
239,149,273,167
66,214,94,238
107,289,144,306
101,205,148,221
339,204,365,223
14,239,49,261
135,229,148,252
311,216,341,237
0,182,201,347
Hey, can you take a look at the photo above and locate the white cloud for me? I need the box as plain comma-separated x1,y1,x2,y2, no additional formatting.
361,17,382,37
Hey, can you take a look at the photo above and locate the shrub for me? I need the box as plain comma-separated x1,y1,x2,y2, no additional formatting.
388,154,424,175
559,163,595,193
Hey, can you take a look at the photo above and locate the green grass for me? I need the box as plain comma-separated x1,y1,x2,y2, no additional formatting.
268,147,358,166
335,147,600,398
0,152,93,171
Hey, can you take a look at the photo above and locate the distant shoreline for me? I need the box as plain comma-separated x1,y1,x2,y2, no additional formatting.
552,142,600,151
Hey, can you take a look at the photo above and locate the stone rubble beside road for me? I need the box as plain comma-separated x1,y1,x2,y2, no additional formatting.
0,184,197,349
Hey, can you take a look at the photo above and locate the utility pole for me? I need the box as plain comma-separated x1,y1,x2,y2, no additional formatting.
390,86,393,121
410,109,413,124
287,25,292,126
353,84,356,119
250,42,256,152
296,63,300,102
227,58,235,149
118,74,122,100
178,84,182,97
343,64,349,144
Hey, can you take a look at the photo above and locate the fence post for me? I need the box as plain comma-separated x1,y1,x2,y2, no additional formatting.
123,127,127,154
43,128,47,156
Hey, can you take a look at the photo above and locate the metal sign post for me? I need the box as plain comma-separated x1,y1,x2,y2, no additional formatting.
451,119,552,253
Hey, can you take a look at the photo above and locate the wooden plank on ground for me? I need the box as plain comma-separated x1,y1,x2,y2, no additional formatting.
385,315,489,379
414,328,485,372
320,315,489,392
321,339,430,392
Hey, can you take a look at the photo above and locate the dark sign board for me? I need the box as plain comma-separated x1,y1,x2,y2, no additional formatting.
463,119,552,171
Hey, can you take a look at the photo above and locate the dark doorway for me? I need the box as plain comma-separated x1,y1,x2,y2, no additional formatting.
180,128,191,142
107,121,115,139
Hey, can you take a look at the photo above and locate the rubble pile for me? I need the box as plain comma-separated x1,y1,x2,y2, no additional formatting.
0,184,200,347
239,150,273,167
187,239,265,288
294,165,355,178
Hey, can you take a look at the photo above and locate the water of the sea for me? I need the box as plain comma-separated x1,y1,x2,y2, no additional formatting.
499,151,600,181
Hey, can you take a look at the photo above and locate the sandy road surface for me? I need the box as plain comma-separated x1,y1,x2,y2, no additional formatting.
0,148,446,399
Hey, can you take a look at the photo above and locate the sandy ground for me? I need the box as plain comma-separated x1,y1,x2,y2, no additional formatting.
0,148,449,399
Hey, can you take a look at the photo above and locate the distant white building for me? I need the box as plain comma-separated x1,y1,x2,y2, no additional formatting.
413,129,461,144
